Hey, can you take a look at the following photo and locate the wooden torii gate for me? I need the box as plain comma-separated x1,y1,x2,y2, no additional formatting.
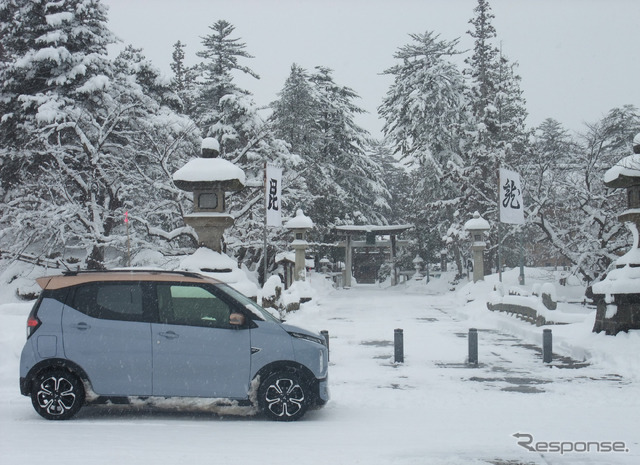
334,224,413,288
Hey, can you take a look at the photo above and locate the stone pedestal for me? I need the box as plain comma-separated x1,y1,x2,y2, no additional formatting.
183,213,235,252
594,294,640,335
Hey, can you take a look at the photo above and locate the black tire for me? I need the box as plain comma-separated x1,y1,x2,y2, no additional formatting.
258,371,310,421
31,369,85,420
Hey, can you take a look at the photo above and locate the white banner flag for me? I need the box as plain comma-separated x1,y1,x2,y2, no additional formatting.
499,168,524,224
265,164,282,227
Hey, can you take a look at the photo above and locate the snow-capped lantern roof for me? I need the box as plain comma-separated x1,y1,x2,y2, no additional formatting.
603,133,640,189
603,155,640,189
464,211,490,232
173,138,245,192
285,209,314,230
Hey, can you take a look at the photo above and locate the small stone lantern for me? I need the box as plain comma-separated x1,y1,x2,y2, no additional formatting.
592,133,640,334
320,256,331,273
173,138,245,252
412,255,424,281
464,211,490,283
284,209,313,281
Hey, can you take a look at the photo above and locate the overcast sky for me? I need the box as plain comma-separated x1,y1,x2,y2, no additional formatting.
102,0,640,138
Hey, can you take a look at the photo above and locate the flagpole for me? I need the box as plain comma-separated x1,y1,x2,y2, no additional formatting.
497,168,502,283
519,229,525,285
263,162,268,286
125,211,131,268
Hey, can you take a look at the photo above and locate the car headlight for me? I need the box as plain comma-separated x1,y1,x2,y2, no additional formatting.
288,331,326,346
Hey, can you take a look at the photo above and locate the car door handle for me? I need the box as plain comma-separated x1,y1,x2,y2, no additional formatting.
75,322,90,330
159,331,179,339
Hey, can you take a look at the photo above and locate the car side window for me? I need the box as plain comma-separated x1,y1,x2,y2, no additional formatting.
156,284,232,328
71,283,145,322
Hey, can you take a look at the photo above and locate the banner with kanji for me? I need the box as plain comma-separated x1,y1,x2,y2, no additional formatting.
265,164,282,227
499,168,524,224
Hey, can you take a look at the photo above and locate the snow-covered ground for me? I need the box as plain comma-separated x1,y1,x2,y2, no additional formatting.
1,268,639,464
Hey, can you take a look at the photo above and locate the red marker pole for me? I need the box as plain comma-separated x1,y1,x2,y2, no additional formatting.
124,211,131,267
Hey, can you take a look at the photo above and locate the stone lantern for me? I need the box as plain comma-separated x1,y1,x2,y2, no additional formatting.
284,209,313,281
319,256,331,273
412,255,424,280
464,211,490,283
592,133,640,334
172,138,245,253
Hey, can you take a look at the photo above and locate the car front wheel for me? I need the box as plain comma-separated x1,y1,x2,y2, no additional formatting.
258,371,309,421
31,369,85,420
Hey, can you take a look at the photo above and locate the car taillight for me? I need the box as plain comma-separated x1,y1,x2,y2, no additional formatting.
27,317,41,338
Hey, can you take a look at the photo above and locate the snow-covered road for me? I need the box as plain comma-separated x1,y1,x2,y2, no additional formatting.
1,279,639,464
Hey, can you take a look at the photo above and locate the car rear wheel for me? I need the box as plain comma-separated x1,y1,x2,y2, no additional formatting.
258,371,309,421
31,369,85,420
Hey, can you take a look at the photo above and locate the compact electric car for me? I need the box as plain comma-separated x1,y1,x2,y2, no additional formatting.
19,270,329,421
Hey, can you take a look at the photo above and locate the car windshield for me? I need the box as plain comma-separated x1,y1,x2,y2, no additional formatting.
215,283,280,323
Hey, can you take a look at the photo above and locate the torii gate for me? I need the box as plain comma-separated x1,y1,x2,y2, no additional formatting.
334,224,413,288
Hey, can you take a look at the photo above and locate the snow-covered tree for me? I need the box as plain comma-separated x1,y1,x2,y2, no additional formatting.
270,64,321,155
379,31,466,167
271,65,390,240
378,30,469,275
310,66,390,228
0,0,200,269
193,20,259,144
530,106,639,281
170,40,198,116
453,0,529,271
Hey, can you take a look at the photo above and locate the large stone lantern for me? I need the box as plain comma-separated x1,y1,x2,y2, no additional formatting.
592,133,640,334
464,211,490,283
173,138,245,253
284,209,313,281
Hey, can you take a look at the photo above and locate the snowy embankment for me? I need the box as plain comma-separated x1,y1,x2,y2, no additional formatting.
1,266,639,464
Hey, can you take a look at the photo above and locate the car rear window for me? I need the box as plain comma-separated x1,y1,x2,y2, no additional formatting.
70,282,145,321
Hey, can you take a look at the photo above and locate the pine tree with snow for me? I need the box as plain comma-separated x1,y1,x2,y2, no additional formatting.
379,31,466,167
270,64,321,156
170,40,198,116
378,30,473,277
309,66,390,229
453,0,530,271
193,20,259,146
271,65,391,239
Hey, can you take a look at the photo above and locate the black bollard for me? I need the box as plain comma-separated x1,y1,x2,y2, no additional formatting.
321,330,330,361
394,328,404,364
468,328,478,366
543,329,552,363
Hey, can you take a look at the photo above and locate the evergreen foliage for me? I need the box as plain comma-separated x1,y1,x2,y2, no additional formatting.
271,64,390,242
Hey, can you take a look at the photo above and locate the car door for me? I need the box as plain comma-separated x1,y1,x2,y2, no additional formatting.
151,283,251,399
61,282,153,396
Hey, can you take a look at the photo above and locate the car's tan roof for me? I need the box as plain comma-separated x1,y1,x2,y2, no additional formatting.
36,270,222,290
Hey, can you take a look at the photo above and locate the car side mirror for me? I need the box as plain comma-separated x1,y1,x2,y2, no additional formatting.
229,313,246,326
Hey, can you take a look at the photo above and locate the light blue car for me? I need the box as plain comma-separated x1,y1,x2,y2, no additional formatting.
19,270,329,421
